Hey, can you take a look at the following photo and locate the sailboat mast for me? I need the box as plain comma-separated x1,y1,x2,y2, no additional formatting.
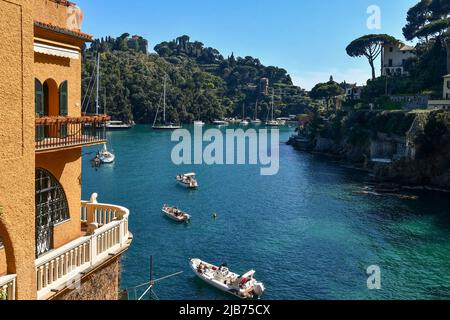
95,54,100,115
271,89,275,121
163,76,166,123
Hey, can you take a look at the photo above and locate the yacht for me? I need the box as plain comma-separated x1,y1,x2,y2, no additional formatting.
265,89,281,127
94,54,115,163
240,104,249,126
251,100,262,125
153,76,182,130
97,144,115,164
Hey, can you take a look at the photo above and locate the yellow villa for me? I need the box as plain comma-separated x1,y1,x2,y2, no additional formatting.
0,0,132,300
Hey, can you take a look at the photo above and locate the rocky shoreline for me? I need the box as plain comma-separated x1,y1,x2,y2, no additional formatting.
287,135,450,193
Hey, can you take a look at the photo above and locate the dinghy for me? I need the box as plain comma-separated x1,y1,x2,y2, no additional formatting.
162,205,191,222
190,258,265,300
176,173,198,189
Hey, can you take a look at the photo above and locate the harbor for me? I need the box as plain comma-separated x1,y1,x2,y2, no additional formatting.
82,125,450,300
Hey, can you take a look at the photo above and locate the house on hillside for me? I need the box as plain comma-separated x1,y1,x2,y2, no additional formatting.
381,43,416,76
344,83,363,100
428,75,450,110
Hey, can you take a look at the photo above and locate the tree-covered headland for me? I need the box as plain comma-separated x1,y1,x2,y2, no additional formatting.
82,34,314,124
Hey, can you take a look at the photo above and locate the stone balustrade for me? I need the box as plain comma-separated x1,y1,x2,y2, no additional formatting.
0,274,16,300
35,199,130,300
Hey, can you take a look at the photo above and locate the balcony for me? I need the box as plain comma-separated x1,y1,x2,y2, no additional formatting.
0,274,16,300
35,115,110,153
35,197,132,300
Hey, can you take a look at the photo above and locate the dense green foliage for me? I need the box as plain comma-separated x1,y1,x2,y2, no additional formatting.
346,34,400,80
82,34,311,123
415,111,450,159
310,76,345,110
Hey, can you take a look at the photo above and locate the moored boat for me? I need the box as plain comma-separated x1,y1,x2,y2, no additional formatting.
162,205,191,222
153,76,182,130
106,120,133,130
97,144,115,164
176,173,198,189
190,259,265,300
213,120,229,126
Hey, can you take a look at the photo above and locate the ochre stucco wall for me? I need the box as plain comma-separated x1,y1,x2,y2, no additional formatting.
32,0,73,30
0,0,36,300
34,52,81,118
36,148,83,248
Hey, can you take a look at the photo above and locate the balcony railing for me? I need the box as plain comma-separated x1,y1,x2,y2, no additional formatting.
35,197,131,300
0,274,16,300
35,115,110,152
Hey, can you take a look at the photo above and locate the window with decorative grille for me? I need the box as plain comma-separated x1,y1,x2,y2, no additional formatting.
35,168,70,257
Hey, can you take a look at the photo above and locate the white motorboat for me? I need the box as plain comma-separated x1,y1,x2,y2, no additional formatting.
194,121,205,126
265,120,281,127
213,120,229,126
176,173,198,189
98,144,115,164
162,205,191,222
190,259,265,300
240,120,249,126
106,120,133,130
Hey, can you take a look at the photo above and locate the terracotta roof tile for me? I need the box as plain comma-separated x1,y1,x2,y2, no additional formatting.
34,21,93,42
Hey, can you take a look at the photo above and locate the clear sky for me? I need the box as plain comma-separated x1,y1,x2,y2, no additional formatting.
76,0,418,90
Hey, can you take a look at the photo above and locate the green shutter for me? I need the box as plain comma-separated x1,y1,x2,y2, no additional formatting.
59,81,68,139
35,79,44,116
59,81,68,116
35,79,45,142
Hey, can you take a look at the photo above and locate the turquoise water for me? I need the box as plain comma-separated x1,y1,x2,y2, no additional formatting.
82,125,450,300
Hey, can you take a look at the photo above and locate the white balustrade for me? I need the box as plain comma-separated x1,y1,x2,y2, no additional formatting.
35,200,130,299
0,274,16,300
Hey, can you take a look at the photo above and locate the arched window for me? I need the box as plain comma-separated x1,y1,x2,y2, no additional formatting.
35,168,70,257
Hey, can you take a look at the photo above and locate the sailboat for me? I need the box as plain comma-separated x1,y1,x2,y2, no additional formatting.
153,76,182,130
251,100,262,125
266,89,280,127
194,106,205,126
240,103,249,126
94,54,115,164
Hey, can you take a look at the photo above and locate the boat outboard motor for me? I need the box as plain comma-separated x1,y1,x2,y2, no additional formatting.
253,283,265,299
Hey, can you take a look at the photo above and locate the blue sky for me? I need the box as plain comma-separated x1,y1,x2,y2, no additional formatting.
76,0,418,89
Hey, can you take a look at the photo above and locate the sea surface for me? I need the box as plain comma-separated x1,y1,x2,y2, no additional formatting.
82,125,450,300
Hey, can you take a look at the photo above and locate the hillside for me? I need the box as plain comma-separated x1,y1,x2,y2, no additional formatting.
82,34,314,123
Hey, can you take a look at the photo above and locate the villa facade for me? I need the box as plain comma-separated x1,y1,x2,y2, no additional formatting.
381,43,416,76
428,75,450,111
0,0,132,300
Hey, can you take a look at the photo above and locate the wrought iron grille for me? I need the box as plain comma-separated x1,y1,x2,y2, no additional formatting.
35,168,70,257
